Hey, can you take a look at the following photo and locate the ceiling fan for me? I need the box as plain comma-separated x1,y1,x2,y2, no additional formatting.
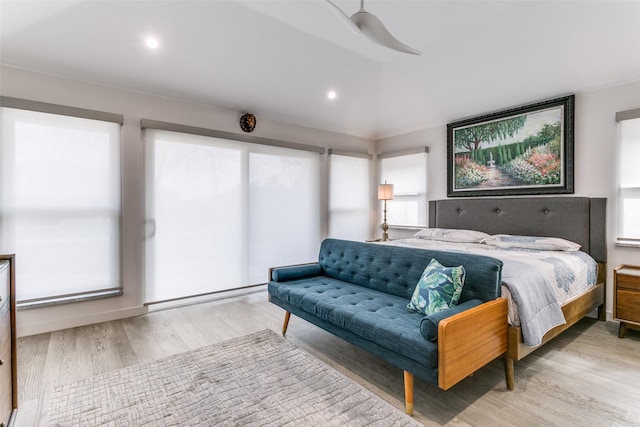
326,0,421,55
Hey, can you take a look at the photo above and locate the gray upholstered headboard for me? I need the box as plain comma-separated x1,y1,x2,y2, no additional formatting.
428,197,606,263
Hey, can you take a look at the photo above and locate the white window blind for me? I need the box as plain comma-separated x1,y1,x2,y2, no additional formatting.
144,131,245,303
248,145,320,285
144,129,320,303
379,150,428,227
617,116,640,243
0,107,121,302
328,152,371,241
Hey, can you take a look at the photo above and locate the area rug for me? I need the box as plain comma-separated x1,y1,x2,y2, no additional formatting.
47,329,421,426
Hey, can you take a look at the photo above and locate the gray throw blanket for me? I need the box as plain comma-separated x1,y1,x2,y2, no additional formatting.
501,260,566,346
382,238,598,347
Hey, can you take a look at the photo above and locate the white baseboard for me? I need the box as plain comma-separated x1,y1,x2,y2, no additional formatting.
147,285,266,312
17,306,149,337
586,308,614,322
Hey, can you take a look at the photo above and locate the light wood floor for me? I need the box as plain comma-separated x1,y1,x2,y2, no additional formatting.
14,291,640,426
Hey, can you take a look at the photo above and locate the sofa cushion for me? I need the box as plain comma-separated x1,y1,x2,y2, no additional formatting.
268,276,438,369
407,259,465,315
419,299,484,341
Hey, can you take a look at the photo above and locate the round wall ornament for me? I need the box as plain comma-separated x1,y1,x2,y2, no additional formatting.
240,113,256,133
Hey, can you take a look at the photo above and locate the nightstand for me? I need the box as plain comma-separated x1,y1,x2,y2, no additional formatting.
613,264,640,338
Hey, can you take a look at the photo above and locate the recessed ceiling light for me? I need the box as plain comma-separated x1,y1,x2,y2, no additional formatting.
145,37,160,49
327,90,337,100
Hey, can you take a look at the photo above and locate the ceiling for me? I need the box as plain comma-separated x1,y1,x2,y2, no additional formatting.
1,0,639,140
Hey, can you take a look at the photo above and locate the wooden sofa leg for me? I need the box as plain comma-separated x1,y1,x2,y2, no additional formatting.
504,357,514,390
404,371,414,416
282,311,291,336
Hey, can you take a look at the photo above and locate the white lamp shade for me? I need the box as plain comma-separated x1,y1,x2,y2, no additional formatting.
377,183,394,200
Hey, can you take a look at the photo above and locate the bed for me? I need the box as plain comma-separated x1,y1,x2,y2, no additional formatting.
387,196,606,389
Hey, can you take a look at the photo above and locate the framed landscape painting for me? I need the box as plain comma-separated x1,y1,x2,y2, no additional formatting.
447,95,574,197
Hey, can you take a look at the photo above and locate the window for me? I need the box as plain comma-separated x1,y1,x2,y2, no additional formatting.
248,145,320,285
1,106,122,303
617,114,640,244
379,149,428,227
144,127,320,303
328,151,371,240
144,130,244,303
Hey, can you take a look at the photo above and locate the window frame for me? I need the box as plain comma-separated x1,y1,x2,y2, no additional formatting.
616,109,640,247
142,121,324,305
327,149,372,241
378,147,429,229
0,97,124,307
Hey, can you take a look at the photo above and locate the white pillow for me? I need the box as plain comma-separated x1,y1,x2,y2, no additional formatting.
483,234,581,251
413,228,490,243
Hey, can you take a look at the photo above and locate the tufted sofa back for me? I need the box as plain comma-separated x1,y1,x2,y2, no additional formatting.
318,239,503,302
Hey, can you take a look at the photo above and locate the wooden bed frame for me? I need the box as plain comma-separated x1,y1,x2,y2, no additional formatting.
428,197,606,389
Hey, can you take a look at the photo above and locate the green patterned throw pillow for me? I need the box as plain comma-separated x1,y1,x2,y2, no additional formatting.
407,258,465,315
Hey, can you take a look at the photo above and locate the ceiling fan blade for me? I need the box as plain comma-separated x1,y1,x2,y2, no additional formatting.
325,0,361,35
351,10,422,55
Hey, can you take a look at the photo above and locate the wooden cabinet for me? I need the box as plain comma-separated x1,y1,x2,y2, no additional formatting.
0,255,16,427
613,264,640,339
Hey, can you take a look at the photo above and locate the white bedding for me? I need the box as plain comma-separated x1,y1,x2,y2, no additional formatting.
383,238,598,346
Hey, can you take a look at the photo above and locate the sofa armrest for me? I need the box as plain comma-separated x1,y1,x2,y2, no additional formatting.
269,263,321,282
420,299,484,341
437,298,508,390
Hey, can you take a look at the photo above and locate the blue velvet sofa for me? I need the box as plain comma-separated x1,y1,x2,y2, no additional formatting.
268,238,509,416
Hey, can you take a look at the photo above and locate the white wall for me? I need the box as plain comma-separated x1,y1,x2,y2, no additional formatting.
376,80,640,319
0,65,374,336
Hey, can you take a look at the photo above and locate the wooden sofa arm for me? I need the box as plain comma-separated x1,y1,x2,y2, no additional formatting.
437,298,508,390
